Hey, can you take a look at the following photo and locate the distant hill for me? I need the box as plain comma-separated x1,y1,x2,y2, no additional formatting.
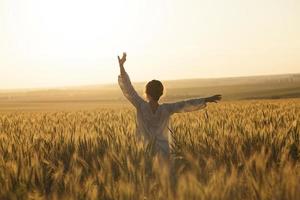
0,73,299,110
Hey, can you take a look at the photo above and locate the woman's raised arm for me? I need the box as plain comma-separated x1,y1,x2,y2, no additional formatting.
117,53,145,108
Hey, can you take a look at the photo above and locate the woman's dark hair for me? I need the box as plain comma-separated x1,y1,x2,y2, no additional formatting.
145,80,164,101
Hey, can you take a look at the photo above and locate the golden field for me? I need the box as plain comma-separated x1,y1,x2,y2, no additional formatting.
0,99,299,200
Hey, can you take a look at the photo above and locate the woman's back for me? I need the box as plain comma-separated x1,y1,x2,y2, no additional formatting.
136,102,173,157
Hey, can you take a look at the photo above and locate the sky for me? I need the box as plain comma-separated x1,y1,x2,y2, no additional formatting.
0,0,299,89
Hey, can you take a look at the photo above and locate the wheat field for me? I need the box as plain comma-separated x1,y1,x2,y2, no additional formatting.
0,99,299,200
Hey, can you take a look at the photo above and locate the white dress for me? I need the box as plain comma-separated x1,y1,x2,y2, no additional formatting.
118,72,207,158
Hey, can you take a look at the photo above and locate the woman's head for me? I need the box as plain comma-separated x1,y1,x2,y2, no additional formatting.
145,80,164,101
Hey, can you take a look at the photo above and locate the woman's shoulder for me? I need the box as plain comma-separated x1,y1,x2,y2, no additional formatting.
160,102,173,108
138,101,149,110
138,102,169,114
159,103,172,112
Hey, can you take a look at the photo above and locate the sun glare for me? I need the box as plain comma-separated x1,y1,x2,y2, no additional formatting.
0,0,299,89
6,0,166,63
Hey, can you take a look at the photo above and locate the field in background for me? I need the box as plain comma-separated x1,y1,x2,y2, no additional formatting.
0,73,299,111
0,99,299,199
0,73,299,199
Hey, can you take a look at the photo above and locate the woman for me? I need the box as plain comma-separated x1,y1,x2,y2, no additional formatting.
118,52,222,159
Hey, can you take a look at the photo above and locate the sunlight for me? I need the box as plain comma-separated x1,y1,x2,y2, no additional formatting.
0,0,299,89
6,0,166,63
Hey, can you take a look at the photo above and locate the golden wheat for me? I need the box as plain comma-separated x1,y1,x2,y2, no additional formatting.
0,99,299,200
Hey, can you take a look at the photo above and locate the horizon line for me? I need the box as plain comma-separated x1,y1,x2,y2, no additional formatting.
1,72,299,93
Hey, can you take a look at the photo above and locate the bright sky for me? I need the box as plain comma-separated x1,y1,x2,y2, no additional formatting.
0,0,299,89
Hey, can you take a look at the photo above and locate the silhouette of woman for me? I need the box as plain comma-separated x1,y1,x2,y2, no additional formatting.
118,52,222,159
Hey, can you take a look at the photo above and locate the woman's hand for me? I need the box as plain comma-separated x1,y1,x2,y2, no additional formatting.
118,52,127,67
118,52,127,75
205,94,222,103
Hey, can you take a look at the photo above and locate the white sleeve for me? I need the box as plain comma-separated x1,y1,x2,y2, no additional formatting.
165,98,206,114
118,72,144,108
